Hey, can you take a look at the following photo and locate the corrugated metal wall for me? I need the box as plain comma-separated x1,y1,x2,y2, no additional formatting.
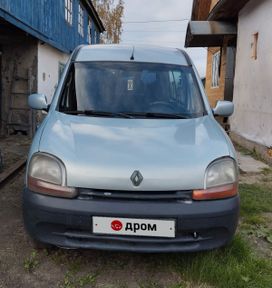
0,0,100,53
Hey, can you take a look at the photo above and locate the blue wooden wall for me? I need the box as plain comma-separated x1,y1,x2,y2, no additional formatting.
0,0,102,53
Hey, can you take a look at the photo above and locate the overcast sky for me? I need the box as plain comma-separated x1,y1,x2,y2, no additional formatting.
120,0,207,77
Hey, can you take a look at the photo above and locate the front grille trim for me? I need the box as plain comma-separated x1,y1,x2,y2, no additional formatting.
77,188,192,202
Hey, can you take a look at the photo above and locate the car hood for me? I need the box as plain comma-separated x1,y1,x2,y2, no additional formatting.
39,112,233,190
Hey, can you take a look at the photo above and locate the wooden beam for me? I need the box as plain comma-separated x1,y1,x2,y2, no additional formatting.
208,0,250,21
192,0,212,20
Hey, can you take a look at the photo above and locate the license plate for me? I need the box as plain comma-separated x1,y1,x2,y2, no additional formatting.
92,217,175,238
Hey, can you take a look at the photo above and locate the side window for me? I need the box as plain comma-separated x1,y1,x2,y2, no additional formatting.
169,70,185,105
173,71,182,103
94,29,97,44
78,3,84,36
169,71,176,100
60,66,76,111
211,51,220,88
88,18,92,44
58,62,65,82
65,0,73,25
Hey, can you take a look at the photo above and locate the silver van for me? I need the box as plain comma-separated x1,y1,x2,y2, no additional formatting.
24,45,239,252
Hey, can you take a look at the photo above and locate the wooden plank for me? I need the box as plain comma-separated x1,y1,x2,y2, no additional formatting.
192,0,212,20
0,158,26,185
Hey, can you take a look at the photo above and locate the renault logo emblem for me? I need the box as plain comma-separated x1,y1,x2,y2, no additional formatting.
130,170,143,187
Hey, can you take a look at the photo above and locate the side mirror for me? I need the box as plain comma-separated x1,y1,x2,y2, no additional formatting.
28,93,48,111
213,101,234,117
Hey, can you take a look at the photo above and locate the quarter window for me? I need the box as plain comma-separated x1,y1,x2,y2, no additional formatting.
65,0,73,25
78,4,84,36
212,51,220,88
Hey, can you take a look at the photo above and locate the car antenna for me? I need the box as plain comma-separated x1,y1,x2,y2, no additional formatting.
130,46,135,61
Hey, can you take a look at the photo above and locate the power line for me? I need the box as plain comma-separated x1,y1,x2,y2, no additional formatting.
123,18,189,24
121,40,209,52
122,30,186,33
121,40,184,45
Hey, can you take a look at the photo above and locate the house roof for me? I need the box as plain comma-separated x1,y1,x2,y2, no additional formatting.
81,0,105,32
191,0,250,21
191,0,212,20
0,0,105,54
185,0,250,47
208,0,250,21
185,21,237,47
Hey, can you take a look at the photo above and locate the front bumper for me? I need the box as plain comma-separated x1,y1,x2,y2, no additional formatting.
23,188,240,253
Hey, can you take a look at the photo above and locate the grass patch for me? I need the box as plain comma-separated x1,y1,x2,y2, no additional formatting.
165,183,272,288
24,251,39,273
138,281,164,288
59,271,97,288
169,236,272,288
261,168,272,183
239,184,272,218
239,183,272,245
261,167,272,175
235,144,263,162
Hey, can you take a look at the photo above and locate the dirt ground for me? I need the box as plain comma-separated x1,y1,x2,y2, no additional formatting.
0,136,30,172
0,170,187,288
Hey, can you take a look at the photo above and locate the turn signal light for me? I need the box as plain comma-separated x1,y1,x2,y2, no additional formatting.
28,176,77,199
193,183,238,201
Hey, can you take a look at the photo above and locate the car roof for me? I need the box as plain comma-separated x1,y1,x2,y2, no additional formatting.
75,44,191,66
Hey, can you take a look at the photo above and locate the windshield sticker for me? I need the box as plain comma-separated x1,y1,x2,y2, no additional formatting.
128,79,134,91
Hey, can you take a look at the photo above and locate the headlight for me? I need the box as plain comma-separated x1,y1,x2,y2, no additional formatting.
27,153,77,198
193,157,238,201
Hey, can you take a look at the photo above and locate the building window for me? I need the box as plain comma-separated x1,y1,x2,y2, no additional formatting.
65,0,73,25
78,4,84,36
88,18,92,44
251,32,258,60
212,51,220,88
59,62,66,82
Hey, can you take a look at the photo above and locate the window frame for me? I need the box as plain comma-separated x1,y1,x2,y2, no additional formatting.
65,0,73,26
211,51,221,88
88,17,92,44
251,32,258,60
78,3,84,37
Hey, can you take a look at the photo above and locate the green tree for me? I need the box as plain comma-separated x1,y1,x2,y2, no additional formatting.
93,0,124,44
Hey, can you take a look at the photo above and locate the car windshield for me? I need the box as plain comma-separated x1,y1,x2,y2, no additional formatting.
59,62,206,118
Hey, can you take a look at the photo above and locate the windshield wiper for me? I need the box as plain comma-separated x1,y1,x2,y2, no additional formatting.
61,110,134,119
61,110,191,119
121,112,190,119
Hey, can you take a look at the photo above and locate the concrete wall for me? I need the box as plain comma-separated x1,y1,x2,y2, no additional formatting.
230,0,272,147
37,43,69,103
